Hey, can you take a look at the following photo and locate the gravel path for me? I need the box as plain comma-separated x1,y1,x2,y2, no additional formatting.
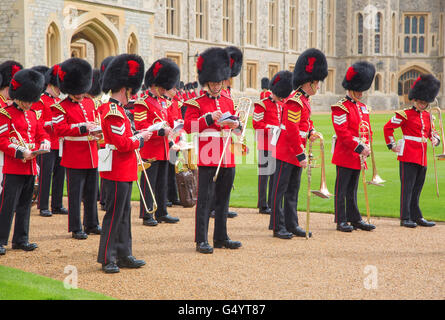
1,202,444,300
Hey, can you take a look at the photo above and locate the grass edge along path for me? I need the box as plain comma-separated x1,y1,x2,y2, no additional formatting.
0,265,114,300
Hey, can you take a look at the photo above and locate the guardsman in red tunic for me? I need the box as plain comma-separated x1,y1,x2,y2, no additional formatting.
133,58,180,226
384,74,441,228
0,69,50,256
271,49,327,239
31,64,68,218
184,47,243,254
260,77,272,100
0,61,24,195
52,58,101,240
331,62,377,232
253,71,292,215
207,46,244,219
97,54,153,273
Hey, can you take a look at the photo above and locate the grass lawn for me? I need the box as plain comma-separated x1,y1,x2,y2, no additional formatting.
128,113,444,221
0,265,114,300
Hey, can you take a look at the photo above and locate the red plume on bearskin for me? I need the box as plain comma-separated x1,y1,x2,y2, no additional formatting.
197,47,231,86
292,48,328,89
9,69,45,102
101,54,145,95
342,61,375,92
0,60,24,88
409,74,441,103
57,58,92,95
144,58,180,90
270,71,293,99
225,46,243,78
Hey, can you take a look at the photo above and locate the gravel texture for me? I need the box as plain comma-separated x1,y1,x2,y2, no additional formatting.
1,202,444,300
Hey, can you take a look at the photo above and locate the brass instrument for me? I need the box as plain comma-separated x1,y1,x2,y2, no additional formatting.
367,129,385,187
213,98,252,182
11,124,30,163
309,132,333,199
306,140,314,240
135,149,157,214
429,99,443,198
231,97,252,157
175,141,197,174
359,121,372,224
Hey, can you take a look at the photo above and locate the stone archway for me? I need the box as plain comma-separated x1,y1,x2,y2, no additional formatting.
398,66,430,106
68,12,119,68
46,22,61,66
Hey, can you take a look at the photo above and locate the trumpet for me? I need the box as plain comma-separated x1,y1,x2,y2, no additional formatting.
359,121,372,224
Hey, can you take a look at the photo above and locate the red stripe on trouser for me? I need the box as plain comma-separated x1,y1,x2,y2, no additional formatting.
66,170,70,232
335,167,339,223
400,164,404,219
272,162,283,231
104,182,118,264
0,176,6,214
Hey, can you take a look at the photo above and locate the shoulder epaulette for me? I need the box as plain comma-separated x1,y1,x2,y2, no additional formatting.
288,92,304,106
133,99,149,109
178,101,183,108
0,108,11,119
92,98,102,110
104,103,124,119
255,100,267,110
0,95,7,103
51,102,66,114
185,98,200,109
395,110,408,120
331,98,349,113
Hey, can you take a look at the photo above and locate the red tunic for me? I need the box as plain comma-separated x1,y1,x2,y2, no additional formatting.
252,97,282,152
99,100,142,182
31,93,61,150
383,107,434,167
260,90,272,100
331,96,372,170
133,92,173,161
275,90,314,166
52,97,99,169
183,93,237,168
0,104,50,175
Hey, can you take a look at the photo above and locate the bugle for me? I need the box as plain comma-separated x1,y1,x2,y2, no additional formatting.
309,132,333,199
359,121,371,224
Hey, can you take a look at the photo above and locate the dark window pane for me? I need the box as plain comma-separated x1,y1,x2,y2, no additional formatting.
398,82,403,95
419,17,425,34
412,37,417,53
375,76,380,91
404,37,410,52
412,17,417,33
358,35,363,54
375,35,381,53
358,14,363,33
419,36,425,53
375,13,381,32
405,16,410,34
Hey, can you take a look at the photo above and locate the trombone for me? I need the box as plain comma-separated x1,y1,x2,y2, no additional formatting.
135,148,157,215
213,98,252,182
429,99,444,198
359,121,372,224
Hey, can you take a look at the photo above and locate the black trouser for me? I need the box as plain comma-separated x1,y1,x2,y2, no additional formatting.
399,162,427,221
195,166,235,243
258,150,274,209
167,149,179,202
334,166,362,224
139,160,169,219
270,160,301,233
99,177,107,207
97,179,133,265
0,174,35,246
66,168,99,232
37,149,65,211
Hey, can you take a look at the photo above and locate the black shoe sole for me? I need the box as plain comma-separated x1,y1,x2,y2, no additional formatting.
213,243,242,249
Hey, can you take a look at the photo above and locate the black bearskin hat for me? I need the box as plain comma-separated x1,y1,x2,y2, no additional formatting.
261,77,270,90
225,46,243,78
9,69,45,102
45,64,61,88
31,65,50,93
197,47,231,86
342,61,376,92
270,71,293,99
409,74,441,103
88,69,102,97
145,58,180,90
102,54,145,96
99,56,115,88
179,81,185,90
292,48,328,89
0,60,23,89
193,81,198,89
57,58,92,95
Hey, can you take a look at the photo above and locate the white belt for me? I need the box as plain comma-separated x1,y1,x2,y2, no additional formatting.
404,135,428,143
279,125,308,139
199,131,231,138
105,144,117,150
64,136,95,142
